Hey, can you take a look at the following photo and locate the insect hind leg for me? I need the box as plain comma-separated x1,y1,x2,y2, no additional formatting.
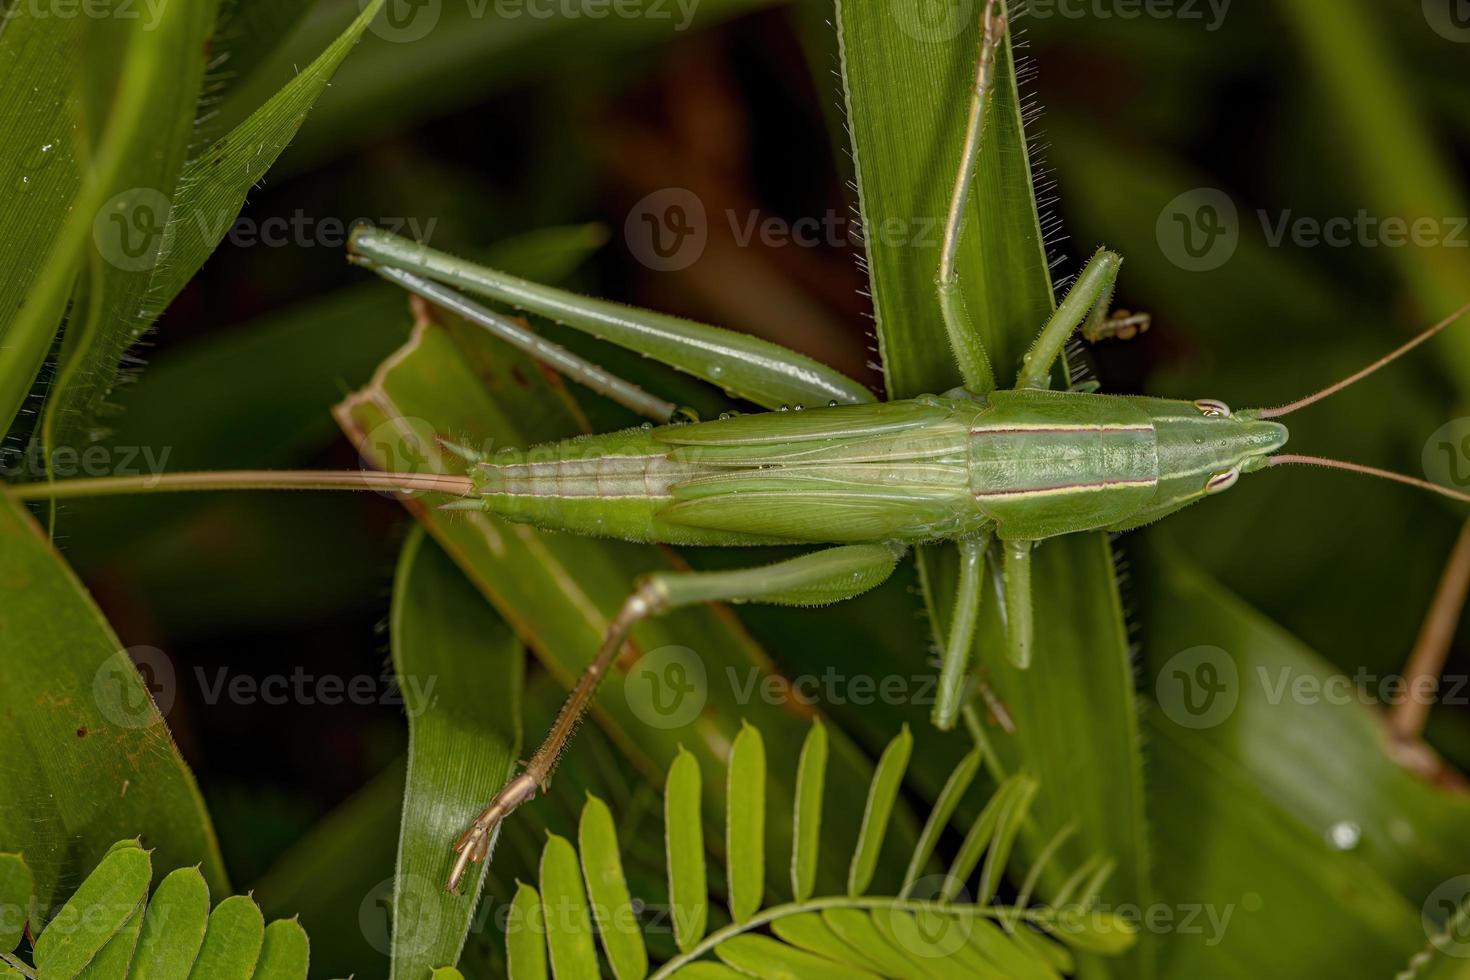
446,543,905,892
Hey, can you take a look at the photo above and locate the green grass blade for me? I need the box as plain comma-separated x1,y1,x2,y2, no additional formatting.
185,895,265,980
507,881,549,980
148,0,386,311
36,0,218,466
538,834,599,980
847,724,912,897
578,795,648,980
0,0,216,437
665,748,707,953
388,528,524,978
0,496,224,921
725,722,766,924
126,867,211,980
834,8,1152,971
790,721,828,902
0,854,32,954
33,844,149,975
252,918,310,980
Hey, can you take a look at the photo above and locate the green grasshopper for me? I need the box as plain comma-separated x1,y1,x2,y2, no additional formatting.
14,0,1470,894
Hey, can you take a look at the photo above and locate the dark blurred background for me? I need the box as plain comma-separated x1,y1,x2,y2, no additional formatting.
37,0,1470,969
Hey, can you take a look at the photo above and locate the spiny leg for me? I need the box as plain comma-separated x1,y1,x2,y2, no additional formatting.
1002,539,1034,669
934,0,1007,395
446,543,906,892
350,226,874,411
1017,247,1124,390
933,533,991,730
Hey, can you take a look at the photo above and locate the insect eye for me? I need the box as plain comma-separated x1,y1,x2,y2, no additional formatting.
1205,469,1240,494
1194,398,1232,417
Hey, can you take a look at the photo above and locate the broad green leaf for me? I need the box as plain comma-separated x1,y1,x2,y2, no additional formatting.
1141,550,1470,974
507,882,549,980
790,722,828,902
126,867,211,980
665,748,706,954
714,934,876,980
389,528,524,978
336,308,916,899
429,969,467,980
577,796,647,980
847,724,911,897
835,10,1151,978
186,895,264,980
901,748,982,896
253,918,310,980
33,844,149,975
726,722,766,924
538,834,598,980
0,854,33,953
0,495,223,920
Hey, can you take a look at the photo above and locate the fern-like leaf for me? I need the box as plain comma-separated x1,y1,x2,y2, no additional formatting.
0,840,309,979
505,722,1137,979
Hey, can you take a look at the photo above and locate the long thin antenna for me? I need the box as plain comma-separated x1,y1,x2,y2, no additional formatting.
1268,454,1470,504
1257,299,1470,419
4,470,475,502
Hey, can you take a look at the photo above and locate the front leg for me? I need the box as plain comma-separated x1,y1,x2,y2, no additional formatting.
1016,248,1124,390
933,0,1008,395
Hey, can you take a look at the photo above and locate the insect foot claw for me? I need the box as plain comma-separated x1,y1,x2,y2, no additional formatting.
444,772,540,894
